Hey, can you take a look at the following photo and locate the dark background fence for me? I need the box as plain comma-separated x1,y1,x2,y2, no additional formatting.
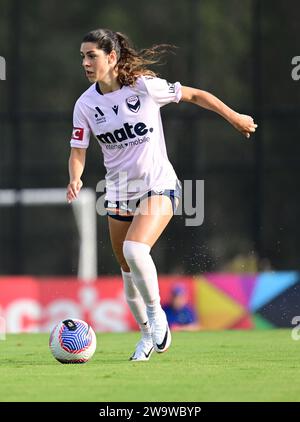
0,0,299,276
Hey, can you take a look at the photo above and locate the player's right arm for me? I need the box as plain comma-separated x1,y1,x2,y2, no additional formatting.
67,100,91,203
67,147,86,203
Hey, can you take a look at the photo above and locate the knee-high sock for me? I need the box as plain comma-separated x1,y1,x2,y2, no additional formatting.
123,240,162,319
121,269,151,337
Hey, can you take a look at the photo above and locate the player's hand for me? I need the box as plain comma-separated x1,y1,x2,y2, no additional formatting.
232,113,258,139
67,180,83,203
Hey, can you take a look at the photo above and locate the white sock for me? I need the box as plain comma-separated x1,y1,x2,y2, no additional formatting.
121,269,151,337
123,240,162,320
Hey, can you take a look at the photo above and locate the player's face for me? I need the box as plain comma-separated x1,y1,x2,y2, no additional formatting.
80,42,117,83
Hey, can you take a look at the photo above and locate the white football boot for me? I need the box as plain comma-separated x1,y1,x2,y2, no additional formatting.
129,337,154,361
149,309,171,353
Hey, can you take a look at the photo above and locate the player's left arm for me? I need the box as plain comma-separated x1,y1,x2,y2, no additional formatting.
180,86,258,139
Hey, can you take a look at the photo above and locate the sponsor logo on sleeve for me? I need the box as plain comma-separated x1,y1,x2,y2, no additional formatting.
72,127,84,141
167,82,175,94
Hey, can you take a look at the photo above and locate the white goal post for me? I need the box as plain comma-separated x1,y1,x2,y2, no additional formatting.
0,188,97,281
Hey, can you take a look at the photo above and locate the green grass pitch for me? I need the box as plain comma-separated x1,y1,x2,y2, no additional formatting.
0,329,299,402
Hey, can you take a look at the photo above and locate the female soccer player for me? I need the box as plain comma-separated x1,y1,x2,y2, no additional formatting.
66,29,257,361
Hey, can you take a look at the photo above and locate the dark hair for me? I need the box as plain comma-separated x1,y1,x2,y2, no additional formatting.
82,28,175,86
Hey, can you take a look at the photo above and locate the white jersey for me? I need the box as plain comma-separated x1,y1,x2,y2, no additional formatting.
70,76,182,201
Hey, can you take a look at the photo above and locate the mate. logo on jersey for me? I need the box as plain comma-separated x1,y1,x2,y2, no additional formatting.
72,127,84,141
96,121,153,144
126,95,141,113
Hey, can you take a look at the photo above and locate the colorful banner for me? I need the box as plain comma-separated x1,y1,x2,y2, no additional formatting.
195,272,300,329
0,272,299,332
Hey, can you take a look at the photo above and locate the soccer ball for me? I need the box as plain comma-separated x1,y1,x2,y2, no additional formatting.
49,319,97,364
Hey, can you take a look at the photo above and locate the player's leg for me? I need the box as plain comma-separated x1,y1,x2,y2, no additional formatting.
123,194,177,353
107,216,153,361
107,215,131,273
